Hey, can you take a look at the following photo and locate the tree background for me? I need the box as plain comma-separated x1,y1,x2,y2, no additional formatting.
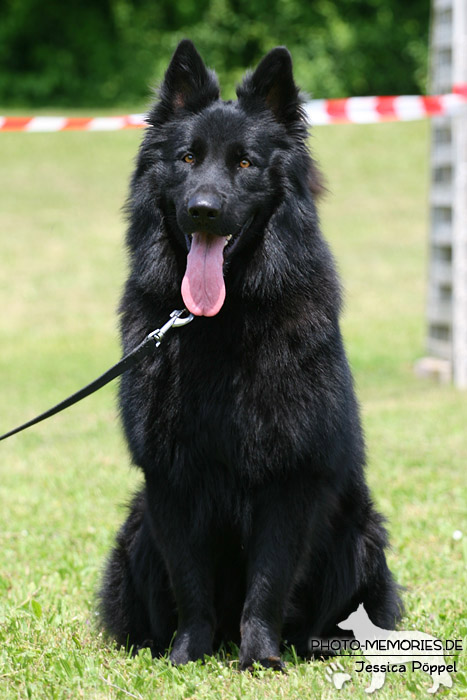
0,0,430,107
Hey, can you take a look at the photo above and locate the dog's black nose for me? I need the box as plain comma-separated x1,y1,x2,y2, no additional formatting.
187,194,221,225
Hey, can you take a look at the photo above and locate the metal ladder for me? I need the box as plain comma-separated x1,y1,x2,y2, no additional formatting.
425,0,467,387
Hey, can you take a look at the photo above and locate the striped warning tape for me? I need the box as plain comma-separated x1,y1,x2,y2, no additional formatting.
304,91,467,125
1,86,466,131
0,113,146,132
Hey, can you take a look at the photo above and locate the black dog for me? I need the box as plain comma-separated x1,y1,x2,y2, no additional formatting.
99,40,402,670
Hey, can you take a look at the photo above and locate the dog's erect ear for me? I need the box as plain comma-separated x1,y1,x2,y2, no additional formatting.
237,47,303,129
151,40,220,123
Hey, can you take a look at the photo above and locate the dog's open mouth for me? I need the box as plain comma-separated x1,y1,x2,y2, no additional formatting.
181,232,231,317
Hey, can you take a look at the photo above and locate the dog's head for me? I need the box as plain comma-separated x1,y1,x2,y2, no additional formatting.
337,603,368,632
133,40,317,316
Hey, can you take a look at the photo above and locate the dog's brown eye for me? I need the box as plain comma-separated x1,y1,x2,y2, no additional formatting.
183,153,195,164
240,158,251,169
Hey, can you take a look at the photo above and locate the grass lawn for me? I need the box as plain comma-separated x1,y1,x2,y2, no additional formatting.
0,119,466,699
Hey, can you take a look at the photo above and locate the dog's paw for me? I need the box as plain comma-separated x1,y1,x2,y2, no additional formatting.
168,623,214,666
240,655,287,673
169,647,192,665
324,661,351,689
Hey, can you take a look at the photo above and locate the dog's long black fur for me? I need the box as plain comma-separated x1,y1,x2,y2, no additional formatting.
99,40,402,670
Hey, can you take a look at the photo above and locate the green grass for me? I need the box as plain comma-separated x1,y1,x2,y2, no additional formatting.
0,121,466,699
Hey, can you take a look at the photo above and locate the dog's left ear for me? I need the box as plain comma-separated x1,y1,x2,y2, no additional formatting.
237,48,303,129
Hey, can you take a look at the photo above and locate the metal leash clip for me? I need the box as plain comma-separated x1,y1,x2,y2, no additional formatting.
147,309,194,348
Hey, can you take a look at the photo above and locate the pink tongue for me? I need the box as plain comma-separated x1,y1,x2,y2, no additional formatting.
181,232,226,317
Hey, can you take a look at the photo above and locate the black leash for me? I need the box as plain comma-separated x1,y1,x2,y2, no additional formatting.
0,309,194,442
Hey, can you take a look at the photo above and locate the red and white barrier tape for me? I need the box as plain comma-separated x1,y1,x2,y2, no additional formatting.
304,91,467,125
1,86,466,132
0,113,146,132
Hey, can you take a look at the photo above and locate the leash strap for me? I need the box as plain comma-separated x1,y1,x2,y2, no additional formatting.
0,309,193,442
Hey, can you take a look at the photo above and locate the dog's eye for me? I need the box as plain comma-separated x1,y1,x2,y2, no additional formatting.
183,153,195,164
239,158,251,169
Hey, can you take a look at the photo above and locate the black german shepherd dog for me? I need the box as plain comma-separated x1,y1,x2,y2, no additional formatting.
99,40,402,670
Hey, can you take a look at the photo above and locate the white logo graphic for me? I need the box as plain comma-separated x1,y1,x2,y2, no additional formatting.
334,604,454,694
324,661,352,689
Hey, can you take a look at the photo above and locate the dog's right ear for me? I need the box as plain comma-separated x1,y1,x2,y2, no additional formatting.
149,40,220,124
237,47,304,132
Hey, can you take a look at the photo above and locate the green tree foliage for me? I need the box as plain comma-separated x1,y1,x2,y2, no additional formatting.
0,0,429,107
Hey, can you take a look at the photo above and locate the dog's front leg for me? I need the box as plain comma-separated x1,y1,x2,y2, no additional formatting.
146,495,215,665
239,480,310,671
166,542,215,664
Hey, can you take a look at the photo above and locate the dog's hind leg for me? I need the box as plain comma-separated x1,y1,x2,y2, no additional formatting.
355,507,404,631
360,557,403,632
98,490,176,656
